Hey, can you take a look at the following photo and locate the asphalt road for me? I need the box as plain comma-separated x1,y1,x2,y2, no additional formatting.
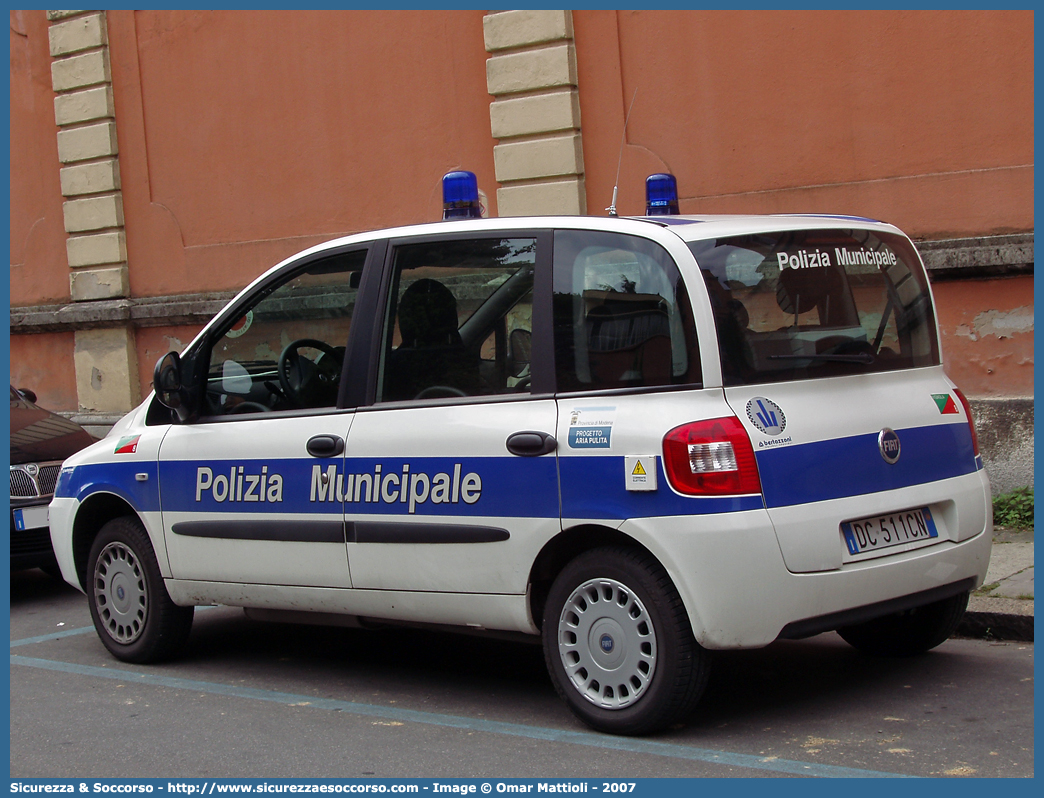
9,568,1034,779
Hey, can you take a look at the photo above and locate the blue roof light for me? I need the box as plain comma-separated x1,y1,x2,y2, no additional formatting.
646,173,680,215
442,170,482,220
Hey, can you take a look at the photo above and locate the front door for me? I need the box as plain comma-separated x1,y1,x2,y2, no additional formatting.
159,248,368,587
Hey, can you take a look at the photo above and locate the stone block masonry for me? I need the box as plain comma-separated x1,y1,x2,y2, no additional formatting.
484,10,586,216
47,9,138,415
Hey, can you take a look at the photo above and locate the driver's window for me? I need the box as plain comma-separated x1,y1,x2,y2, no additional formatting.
204,250,366,415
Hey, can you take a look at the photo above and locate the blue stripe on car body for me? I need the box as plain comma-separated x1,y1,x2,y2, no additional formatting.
54,421,978,521
756,422,978,508
54,461,160,512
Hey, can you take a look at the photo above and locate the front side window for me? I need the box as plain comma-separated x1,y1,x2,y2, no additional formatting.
202,249,366,415
689,229,939,386
552,230,700,393
376,237,537,403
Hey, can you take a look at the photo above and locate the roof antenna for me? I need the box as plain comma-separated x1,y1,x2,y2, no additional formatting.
606,88,638,217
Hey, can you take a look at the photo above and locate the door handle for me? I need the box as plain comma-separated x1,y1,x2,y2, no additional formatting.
505,431,557,457
306,434,345,458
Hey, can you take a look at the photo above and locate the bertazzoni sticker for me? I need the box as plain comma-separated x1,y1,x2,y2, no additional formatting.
746,398,786,436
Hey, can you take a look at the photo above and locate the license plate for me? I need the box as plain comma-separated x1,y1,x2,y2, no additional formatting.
841,507,938,557
13,505,49,532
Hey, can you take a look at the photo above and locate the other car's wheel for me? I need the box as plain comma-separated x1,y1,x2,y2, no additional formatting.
837,591,969,657
542,546,709,735
87,516,193,663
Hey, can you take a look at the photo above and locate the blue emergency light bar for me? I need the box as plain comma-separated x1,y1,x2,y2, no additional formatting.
646,173,680,215
442,170,482,219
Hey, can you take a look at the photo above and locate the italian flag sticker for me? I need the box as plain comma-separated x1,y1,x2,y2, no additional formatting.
932,394,959,414
114,435,141,454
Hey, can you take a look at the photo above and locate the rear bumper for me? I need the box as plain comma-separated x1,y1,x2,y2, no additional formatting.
622,505,993,650
777,576,975,639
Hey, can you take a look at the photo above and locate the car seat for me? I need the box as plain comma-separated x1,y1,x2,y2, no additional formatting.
383,278,482,401
583,294,672,387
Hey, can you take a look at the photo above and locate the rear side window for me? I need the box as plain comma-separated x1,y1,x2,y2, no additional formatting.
689,229,939,386
375,237,537,403
553,230,701,392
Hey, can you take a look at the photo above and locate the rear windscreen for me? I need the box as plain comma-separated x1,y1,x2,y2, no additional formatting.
688,229,939,386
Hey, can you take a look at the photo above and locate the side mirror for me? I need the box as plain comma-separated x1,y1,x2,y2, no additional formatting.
16,387,37,404
153,351,192,421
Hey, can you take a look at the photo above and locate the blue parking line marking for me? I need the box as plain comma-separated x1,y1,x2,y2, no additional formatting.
11,653,915,779
9,625,97,647
9,607,221,649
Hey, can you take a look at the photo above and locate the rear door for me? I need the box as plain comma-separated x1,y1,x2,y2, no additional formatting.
343,231,561,595
689,227,986,573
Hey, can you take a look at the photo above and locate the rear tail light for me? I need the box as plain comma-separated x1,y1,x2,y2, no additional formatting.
953,388,980,456
663,416,762,496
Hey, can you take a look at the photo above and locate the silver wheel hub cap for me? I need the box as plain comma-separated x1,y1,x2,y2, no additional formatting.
557,577,657,710
94,541,148,644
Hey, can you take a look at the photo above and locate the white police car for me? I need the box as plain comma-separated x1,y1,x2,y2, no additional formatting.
49,172,992,735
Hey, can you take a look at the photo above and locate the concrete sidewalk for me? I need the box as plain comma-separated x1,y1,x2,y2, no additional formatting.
956,526,1034,642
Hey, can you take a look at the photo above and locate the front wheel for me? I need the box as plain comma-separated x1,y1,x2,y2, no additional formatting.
837,591,969,657
542,547,709,735
87,516,194,663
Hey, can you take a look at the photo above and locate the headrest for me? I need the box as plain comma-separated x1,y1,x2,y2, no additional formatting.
398,278,459,346
777,266,831,315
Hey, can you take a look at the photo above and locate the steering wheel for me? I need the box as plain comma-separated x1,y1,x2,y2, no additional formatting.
278,339,341,407
414,385,467,400
229,401,270,415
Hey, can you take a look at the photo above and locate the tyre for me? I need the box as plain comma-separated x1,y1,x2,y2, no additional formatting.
837,591,969,657
542,546,709,735
87,516,194,663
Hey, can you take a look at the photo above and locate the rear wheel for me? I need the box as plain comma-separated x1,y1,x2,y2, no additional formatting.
838,591,969,657
87,516,193,663
542,546,709,735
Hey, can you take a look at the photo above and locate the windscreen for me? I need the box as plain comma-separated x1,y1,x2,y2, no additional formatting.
688,229,939,386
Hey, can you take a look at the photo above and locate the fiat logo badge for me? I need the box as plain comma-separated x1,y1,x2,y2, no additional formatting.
600,634,614,653
878,428,901,464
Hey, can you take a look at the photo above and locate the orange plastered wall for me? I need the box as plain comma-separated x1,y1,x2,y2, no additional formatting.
933,276,1034,398
573,10,1032,239
10,333,79,411
108,9,498,299
10,10,72,306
